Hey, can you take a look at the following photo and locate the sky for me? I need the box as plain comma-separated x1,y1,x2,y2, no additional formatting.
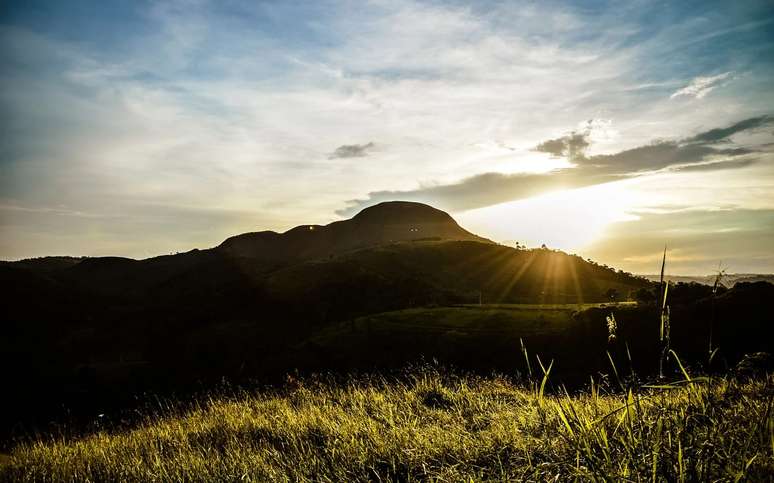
1,0,774,275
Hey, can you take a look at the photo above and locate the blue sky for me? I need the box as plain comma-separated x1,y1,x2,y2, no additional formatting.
1,0,774,274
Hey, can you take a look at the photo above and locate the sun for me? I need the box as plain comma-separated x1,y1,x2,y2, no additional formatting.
456,180,642,252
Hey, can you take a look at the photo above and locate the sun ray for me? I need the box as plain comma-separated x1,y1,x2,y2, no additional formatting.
539,251,558,304
490,250,538,302
566,255,585,305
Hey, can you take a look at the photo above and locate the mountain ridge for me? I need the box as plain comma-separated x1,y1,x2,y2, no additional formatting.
2,201,646,305
641,273,774,286
217,201,491,262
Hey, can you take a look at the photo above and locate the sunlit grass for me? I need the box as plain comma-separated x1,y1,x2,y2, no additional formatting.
3,371,772,481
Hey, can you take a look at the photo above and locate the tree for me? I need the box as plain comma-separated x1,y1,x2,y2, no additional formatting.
632,287,656,304
605,288,619,302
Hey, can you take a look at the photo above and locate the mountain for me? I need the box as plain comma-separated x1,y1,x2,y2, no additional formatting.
217,201,490,262
3,201,646,308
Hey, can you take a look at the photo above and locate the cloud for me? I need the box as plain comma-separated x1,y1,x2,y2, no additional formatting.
674,158,759,172
534,119,616,162
670,71,733,99
339,116,769,216
684,115,773,144
336,170,591,216
586,142,753,173
535,132,590,161
328,142,376,159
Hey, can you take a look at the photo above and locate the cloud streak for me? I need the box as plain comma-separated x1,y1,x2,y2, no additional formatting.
684,115,772,144
670,72,733,99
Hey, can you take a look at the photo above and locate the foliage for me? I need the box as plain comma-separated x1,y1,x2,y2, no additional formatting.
632,287,656,304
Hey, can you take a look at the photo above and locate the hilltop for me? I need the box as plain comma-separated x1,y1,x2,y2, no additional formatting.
218,201,490,261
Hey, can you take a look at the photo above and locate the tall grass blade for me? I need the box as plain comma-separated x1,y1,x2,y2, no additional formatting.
607,351,624,391
669,350,691,382
659,245,666,286
537,356,554,402
734,454,758,483
709,347,719,367
520,338,532,379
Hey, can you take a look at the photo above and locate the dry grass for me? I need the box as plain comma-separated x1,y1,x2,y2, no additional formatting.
3,370,773,482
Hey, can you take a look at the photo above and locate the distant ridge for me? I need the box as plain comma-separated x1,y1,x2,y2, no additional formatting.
217,201,491,262
641,273,774,286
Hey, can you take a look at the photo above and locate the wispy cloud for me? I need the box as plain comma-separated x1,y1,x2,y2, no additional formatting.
670,72,733,99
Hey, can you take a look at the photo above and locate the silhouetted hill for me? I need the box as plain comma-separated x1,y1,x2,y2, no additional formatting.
218,201,490,262
1,256,85,272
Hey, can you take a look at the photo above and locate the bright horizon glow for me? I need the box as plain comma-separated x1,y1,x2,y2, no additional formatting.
457,181,641,253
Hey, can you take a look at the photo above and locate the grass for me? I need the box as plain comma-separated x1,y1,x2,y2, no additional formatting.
3,370,772,482
454,302,638,310
293,306,584,373
315,305,577,339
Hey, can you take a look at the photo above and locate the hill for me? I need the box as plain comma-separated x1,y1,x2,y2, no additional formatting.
218,201,490,262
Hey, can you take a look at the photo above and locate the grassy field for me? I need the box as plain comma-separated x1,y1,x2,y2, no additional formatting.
313,303,637,340
454,302,638,310
312,305,580,340
288,305,606,375
2,370,772,482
